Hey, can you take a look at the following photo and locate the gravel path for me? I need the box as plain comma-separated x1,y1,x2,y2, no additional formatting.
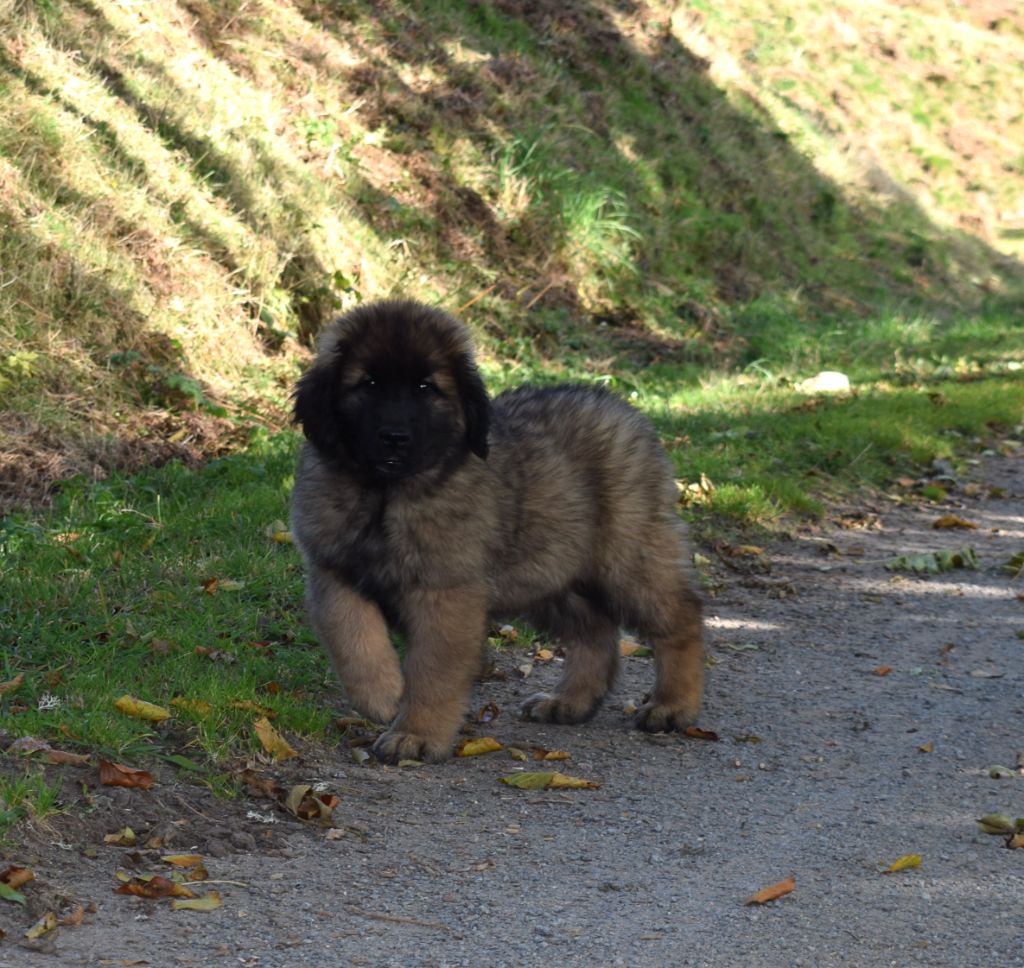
6,454,1024,968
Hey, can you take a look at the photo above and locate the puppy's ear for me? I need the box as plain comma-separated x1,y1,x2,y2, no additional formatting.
292,363,342,454
455,354,490,459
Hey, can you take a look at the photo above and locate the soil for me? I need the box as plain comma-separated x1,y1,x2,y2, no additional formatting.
3,453,1024,968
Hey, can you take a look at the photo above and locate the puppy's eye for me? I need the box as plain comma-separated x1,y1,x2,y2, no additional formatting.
359,376,376,389
416,380,438,393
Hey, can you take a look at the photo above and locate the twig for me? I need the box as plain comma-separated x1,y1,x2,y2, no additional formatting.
456,283,498,315
523,279,556,311
345,903,454,934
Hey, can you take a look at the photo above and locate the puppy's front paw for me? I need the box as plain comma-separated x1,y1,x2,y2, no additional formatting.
634,697,700,733
372,727,452,764
520,692,600,725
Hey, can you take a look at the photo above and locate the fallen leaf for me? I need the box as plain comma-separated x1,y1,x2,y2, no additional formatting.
104,827,136,847
883,854,922,873
161,854,204,868
1008,833,1024,849
253,716,297,760
499,771,600,790
60,904,88,926
265,520,293,544
25,911,58,939
918,742,934,753
534,648,555,662
744,876,795,905
115,875,193,899
193,646,236,663
531,747,571,761
0,673,24,696
44,748,91,767
496,624,518,642
170,697,213,716
172,891,222,912
475,702,500,723
507,747,529,762
933,514,978,528
8,736,51,754
455,736,504,757
0,883,26,905
873,665,893,676
99,760,155,790
684,726,720,741
620,640,654,658
977,813,1017,835
283,784,338,824
1,866,34,890
885,549,978,573
229,700,277,718
988,765,1015,779
114,695,171,722
1001,552,1024,577
932,515,978,530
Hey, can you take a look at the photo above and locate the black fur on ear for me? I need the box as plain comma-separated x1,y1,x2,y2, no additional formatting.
292,362,342,455
454,353,491,459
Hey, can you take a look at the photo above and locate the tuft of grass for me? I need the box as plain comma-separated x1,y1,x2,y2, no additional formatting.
0,770,63,838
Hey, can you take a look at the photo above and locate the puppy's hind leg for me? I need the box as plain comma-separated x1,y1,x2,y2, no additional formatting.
520,592,620,725
306,564,403,726
634,582,703,732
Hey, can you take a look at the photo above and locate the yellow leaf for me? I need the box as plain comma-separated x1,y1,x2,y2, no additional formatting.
170,697,213,717
25,911,58,939
1008,833,1024,850
172,890,221,912
619,640,653,658
172,890,222,912
455,736,504,757
918,742,934,753
507,747,529,762
548,772,600,789
104,827,136,846
744,876,796,905
161,854,204,868
884,853,922,873
114,695,171,722
229,700,276,718
253,717,297,760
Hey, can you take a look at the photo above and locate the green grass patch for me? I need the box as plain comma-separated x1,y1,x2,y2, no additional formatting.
1,432,331,768
0,769,63,839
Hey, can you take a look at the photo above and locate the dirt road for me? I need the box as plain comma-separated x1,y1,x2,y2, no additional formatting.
7,454,1024,968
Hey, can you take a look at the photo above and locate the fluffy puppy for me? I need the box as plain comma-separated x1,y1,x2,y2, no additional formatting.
291,300,703,762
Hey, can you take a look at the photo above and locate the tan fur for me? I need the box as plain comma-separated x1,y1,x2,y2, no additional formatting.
291,300,704,762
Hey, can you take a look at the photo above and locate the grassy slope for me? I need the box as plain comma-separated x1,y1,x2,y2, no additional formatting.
1,0,1024,781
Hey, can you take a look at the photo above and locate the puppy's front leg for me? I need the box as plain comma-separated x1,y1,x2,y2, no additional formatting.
373,585,487,763
306,564,403,725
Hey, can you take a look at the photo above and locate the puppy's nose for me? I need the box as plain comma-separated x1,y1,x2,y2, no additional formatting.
379,427,410,449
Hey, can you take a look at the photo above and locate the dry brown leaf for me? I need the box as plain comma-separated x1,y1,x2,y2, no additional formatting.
229,700,277,718
476,702,500,723
744,876,795,905
161,854,204,868
253,716,297,760
99,760,154,790
873,665,893,676
918,741,934,753
684,726,720,741
1007,833,1024,850
1,865,34,890
534,648,555,662
0,673,24,696
531,747,571,761
104,827,136,847
114,875,193,899
44,748,91,767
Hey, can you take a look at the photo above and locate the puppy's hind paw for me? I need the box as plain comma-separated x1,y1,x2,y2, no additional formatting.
520,692,601,725
372,727,452,764
633,697,700,733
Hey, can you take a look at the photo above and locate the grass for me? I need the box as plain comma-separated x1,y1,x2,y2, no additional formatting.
1,0,1023,799
0,770,63,838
